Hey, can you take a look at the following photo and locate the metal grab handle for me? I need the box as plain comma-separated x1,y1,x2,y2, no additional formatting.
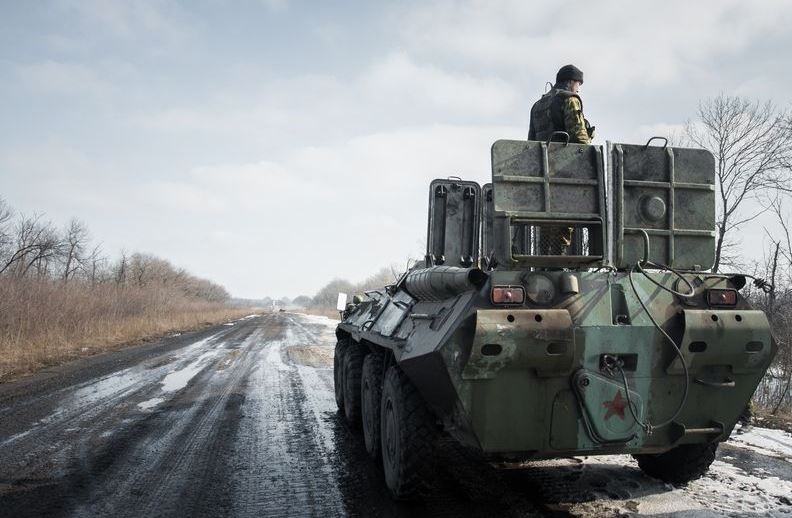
547,131,570,146
643,136,668,149
695,377,736,388
409,313,436,321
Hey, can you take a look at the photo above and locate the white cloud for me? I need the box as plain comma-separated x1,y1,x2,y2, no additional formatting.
16,61,112,97
635,123,687,146
362,52,519,118
143,181,227,212
259,0,290,11
55,0,194,44
396,0,792,92
129,124,520,297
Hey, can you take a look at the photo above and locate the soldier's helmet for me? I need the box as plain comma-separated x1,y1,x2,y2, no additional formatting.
556,64,584,84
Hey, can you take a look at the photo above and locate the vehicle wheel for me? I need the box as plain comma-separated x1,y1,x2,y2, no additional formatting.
361,351,385,459
333,338,350,411
380,365,437,500
634,443,718,484
343,344,365,426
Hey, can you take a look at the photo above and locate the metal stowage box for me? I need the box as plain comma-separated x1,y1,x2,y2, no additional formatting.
610,142,716,270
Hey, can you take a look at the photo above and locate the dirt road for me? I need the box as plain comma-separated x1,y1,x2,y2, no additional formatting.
1,313,790,517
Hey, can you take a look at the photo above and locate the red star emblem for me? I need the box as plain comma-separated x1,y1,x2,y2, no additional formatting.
603,390,627,420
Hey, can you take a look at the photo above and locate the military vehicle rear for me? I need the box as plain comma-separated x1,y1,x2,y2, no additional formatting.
333,136,777,499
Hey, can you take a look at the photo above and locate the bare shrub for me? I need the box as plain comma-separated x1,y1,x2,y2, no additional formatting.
0,199,243,381
685,95,792,272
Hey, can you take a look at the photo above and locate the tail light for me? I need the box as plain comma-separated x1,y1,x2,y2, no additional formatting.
491,286,525,305
708,289,737,307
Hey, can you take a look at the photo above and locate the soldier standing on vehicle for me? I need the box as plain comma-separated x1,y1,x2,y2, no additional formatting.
528,64,594,144
528,65,595,255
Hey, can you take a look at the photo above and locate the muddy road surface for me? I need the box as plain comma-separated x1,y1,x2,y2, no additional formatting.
1,313,790,517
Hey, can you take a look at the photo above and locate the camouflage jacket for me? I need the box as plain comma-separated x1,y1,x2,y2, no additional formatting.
528,88,592,144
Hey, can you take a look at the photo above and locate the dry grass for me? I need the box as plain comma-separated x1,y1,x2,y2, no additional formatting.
0,278,257,382
753,409,792,433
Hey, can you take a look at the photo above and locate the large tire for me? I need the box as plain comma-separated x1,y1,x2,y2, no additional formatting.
634,443,718,484
361,352,385,459
343,344,366,426
333,338,350,411
380,365,437,500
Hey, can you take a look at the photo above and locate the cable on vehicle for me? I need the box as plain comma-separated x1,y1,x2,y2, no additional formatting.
616,230,692,434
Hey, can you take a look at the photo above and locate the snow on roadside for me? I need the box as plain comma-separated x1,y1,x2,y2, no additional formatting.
299,314,340,326
688,459,792,515
294,313,339,344
728,426,792,463
558,428,792,516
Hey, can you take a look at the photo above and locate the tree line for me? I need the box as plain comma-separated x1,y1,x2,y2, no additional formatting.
0,198,229,303
0,198,244,380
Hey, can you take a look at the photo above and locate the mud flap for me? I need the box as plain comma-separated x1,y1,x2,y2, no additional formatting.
571,369,643,444
668,309,774,375
463,309,574,380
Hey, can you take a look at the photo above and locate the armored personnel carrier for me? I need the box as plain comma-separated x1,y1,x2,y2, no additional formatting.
334,135,776,499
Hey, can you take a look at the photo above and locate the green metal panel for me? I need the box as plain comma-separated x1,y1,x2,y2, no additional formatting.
491,139,604,219
572,369,645,444
610,143,716,269
668,309,773,375
463,309,574,380
426,179,481,268
481,183,494,259
490,139,607,268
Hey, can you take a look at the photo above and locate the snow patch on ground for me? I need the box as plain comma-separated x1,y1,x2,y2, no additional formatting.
293,313,338,344
137,397,164,411
265,339,293,373
555,429,792,516
295,364,337,453
160,350,218,392
729,426,792,463
689,459,792,515
299,314,340,326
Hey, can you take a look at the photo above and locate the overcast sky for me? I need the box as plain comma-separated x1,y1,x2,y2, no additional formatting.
2,0,791,298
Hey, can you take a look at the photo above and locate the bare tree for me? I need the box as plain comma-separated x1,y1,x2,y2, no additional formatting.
0,197,13,265
84,243,106,286
115,249,128,285
312,278,356,307
0,214,61,277
685,95,792,272
766,196,792,414
62,219,89,282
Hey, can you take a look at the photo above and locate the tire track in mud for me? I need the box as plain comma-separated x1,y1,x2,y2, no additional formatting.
0,317,263,517
230,314,346,517
75,323,265,517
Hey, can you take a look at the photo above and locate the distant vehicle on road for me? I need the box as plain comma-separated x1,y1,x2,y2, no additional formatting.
334,135,777,499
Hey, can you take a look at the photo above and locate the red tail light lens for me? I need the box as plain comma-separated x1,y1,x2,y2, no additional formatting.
491,286,525,305
708,289,737,306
